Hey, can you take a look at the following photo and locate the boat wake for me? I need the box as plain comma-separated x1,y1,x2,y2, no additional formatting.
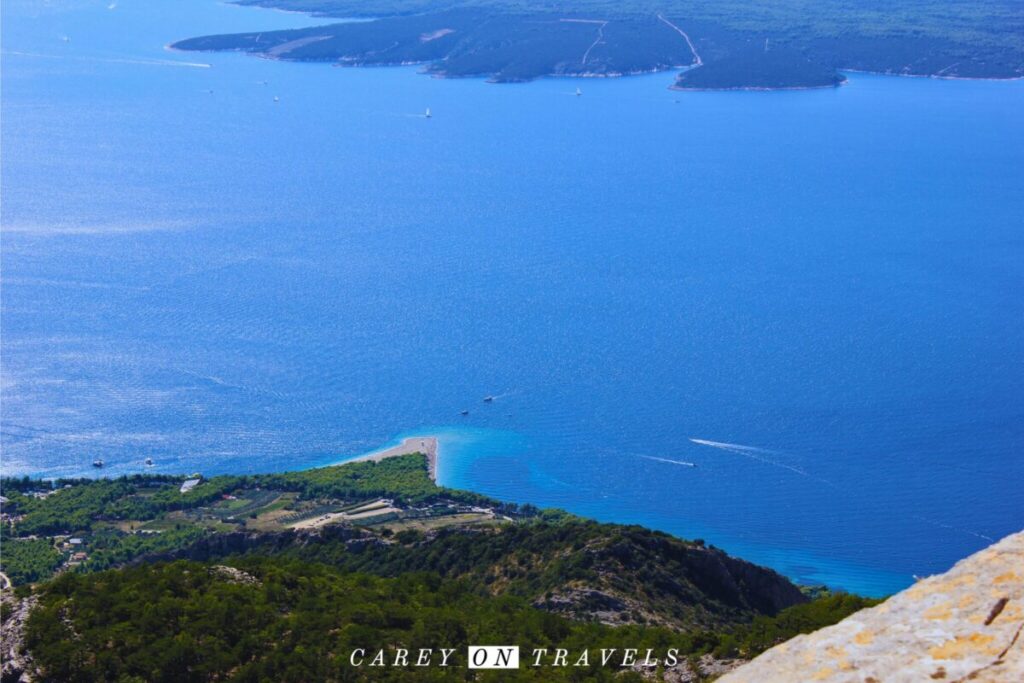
690,437,833,485
483,389,518,401
398,108,432,118
639,455,697,468
689,438,779,454
3,51,211,68
913,515,994,543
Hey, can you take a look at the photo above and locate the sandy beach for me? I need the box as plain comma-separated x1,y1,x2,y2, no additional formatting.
343,436,438,480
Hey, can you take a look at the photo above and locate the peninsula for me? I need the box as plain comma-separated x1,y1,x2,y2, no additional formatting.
1,450,878,680
343,436,438,480
170,1,1024,89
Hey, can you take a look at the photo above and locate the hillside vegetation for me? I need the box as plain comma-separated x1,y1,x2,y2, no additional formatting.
17,558,876,682
227,520,807,630
1,454,879,681
168,0,1024,87
2,455,807,631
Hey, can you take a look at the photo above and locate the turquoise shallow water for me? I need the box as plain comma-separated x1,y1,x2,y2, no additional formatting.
3,0,1022,597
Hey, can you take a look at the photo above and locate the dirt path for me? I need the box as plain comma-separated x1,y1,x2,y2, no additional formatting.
581,21,608,65
266,35,331,58
657,14,703,67
560,18,609,66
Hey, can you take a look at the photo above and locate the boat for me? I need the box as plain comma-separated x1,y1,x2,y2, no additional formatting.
575,87,582,96
273,96,280,102
460,410,469,416
144,458,154,466
483,396,495,403
425,108,432,118
92,459,104,468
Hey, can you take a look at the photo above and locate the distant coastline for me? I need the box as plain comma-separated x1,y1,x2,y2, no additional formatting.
171,2,1024,91
670,77,849,93
840,68,1024,84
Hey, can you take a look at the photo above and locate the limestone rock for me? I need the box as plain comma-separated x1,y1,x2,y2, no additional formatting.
719,530,1024,682
210,565,259,585
1,592,38,683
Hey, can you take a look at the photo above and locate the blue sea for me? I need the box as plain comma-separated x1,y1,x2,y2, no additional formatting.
3,0,1022,597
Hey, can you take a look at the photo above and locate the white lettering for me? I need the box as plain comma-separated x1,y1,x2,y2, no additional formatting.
347,645,690,669
468,646,519,669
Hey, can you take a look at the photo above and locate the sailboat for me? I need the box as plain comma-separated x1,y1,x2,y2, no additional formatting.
425,107,432,118
576,87,582,96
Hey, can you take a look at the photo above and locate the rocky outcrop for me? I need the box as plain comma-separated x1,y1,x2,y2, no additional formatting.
567,528,809,627
535,588,635,625
530,534,807,628
664,654,745,682
719,530,1024,682
1,592,38,683
210,565,259,585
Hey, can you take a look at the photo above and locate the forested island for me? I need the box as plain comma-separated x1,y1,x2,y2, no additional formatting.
169,0,1024,89
1,453,877,681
